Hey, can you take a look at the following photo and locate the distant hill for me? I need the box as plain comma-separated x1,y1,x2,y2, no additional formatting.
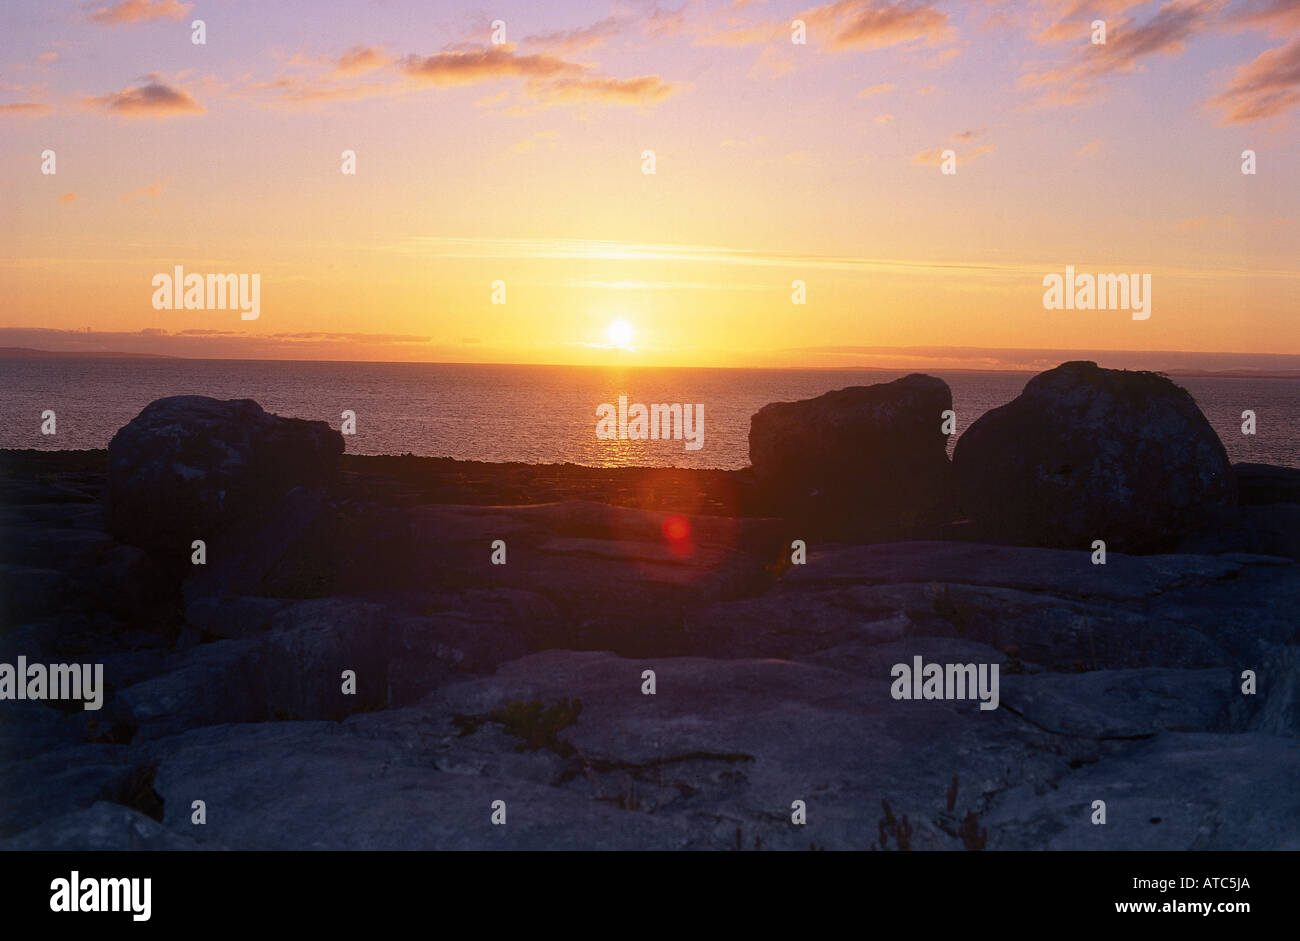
0,347,177,360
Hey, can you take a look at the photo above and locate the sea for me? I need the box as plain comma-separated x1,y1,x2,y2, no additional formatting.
2,356,1296,469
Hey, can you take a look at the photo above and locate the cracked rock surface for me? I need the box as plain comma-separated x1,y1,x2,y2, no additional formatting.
2,448,1297,850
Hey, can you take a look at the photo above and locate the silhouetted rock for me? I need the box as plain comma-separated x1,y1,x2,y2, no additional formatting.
105,396,342,551
953,362,1234,551
1235,463,1300,506
748,374,954,538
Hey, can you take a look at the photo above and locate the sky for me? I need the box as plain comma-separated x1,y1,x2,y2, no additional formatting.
1,0,1298,368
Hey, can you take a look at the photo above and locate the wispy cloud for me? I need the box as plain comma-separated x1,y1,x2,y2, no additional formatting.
254,75,390,105
532,73,679,107
523,16,628,55
801,0,956,51
1207,36,1300,123
255,43,681,111
688,0,955,58
122,180,167,201
87,0,193,26
1019,0,1224,106
386,236,1054,277
335,46,392,77
1223,0,1300,37
912,144,995,165
0,102,52,116
511,129,559,154
693,21,783,47
1030,0,1151,45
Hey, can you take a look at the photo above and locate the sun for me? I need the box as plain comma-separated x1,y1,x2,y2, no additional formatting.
607,320,635,350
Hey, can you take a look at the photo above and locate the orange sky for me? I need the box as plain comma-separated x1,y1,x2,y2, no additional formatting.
2,0,1298,366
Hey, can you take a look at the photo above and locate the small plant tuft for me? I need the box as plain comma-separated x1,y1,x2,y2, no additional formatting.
452,698,583,756
873,799,913,851
488,698,583,755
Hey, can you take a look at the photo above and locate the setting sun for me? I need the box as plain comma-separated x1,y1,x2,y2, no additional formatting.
608,320,635,350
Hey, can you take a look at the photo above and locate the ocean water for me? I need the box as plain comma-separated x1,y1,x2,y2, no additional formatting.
1,356,1295,469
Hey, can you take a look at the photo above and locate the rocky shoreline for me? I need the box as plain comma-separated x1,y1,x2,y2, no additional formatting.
2,363,1298,850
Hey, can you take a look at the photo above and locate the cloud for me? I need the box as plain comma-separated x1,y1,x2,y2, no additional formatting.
1076,138,1103,155
122,181,166,201
335,46,392,77
269,332,432,343
38,52,59,64
688,0,953,56
401,47,583,87
925,45,962,67
1031,0,1151,45
401,46,679,108
249,42,680,112
1223,0,1300,37
1207,36,1300,123
911,144,995,165
85,79,204,116
0,102,52,116
694,22,783,46
858,82,896,96
645,4,689,38
529,74,679,107
1019,0,1224,106
951,127,984,141
720,135,767,149
523,16,628,54
388,236,1042,275
511,129,559,153
87,0,193,25
801,0,955,51
58,192,78,204
875,113,895,123
749,44,797,78
254,75,390,105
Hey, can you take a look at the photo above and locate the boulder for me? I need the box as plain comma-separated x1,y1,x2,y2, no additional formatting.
953,362,1234,551
748,374,954,537
105,396,342,551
